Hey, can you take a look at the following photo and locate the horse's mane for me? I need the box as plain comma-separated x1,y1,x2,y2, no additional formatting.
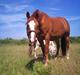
31,9,49,19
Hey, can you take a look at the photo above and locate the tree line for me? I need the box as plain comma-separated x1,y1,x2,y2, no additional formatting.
0,37,80,45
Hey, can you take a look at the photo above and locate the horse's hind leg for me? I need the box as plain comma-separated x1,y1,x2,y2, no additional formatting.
44,39,49,66
65,36,70,59
61,36,70,59
55,39,60,57
61,36,66,57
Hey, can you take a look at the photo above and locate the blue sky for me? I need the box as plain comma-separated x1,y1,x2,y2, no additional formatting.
0,0,80,39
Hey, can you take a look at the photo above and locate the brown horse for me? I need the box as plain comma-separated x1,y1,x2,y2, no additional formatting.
26,12,58,59
26,25,58,59
26,9,70,66
26,11,60,58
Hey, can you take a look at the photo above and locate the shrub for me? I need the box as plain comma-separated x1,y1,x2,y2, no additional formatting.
0,38,28,45
33,62,52,75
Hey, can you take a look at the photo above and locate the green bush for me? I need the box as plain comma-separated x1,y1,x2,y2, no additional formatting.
0,37,80,45
0,38,28,45
70,37,80,43
33,62,52,75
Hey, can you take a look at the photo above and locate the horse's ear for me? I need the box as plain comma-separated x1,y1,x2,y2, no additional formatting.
26,12,30,19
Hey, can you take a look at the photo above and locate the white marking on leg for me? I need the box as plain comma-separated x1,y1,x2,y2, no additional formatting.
49,41,57,56
34,50,38,59
43,40,45,44
34,46,39,59
67,51,69,60
34,39,40,59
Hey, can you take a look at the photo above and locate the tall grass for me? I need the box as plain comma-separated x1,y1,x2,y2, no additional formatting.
0,43,80,75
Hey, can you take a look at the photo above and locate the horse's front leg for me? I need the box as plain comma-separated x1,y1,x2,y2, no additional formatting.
37,36,45,61
44,35,50,66
34,41,39,59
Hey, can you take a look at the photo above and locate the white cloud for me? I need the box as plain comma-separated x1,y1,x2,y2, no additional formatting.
5,4,30,12
0,13,26,27
49,7,61,11
0,13,27,39
0,3,34,13
67,16,80,22
0,3,35,27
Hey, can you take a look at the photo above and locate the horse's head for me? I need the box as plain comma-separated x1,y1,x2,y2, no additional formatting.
26,11,39,46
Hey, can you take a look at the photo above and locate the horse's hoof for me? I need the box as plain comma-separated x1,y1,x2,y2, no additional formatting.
54,57,57,60
61,58,64,61
67,56,69,60
34,59,37,63
34,56,38,59
67,53,69,60
44,63,48,67
29,54,32,57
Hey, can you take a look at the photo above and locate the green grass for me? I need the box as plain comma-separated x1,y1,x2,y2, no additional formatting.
0,43,80,75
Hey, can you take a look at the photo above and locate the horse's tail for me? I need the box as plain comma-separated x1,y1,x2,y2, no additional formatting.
61,36,67,56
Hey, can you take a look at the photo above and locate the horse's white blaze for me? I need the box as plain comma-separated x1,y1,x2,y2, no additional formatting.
28,20,35,42
30,32,35,42
28,20,35,30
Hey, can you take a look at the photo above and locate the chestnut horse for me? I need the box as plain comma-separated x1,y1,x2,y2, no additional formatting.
26,13,58,59
26,29,57,59
26,9,70,66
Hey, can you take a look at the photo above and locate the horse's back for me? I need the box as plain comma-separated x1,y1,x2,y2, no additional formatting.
56,17,70,32
49,17,70,36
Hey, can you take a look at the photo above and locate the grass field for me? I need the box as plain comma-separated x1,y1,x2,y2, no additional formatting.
0,43,80,75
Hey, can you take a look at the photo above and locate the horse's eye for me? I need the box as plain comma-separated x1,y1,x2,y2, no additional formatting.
27,25,29,29
27,24,29,27
27,23,28,25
